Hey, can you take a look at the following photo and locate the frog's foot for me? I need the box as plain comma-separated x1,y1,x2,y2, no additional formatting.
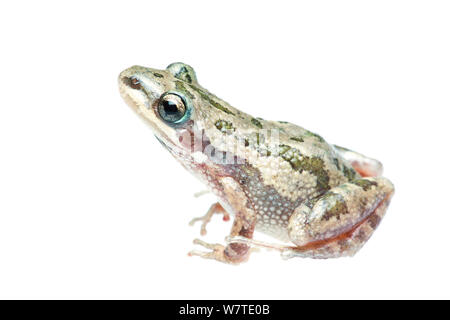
188,238,251,264
333,145,383,177
193,190,210,198
188,239,228,263
189,202,230,236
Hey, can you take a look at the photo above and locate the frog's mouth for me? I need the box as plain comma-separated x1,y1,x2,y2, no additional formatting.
155,135,170,151
154,134,191,161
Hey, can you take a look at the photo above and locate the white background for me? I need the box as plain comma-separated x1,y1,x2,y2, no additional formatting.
1,1,449,299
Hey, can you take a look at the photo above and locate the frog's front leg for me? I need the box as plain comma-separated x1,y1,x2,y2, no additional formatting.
334,145,383,177
188,177,257,264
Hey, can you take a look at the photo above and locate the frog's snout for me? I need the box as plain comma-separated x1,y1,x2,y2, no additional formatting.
118,66,141,91
118,67,146,113
120,75,142,90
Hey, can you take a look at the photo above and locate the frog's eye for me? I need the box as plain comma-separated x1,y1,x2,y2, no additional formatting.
158,93,189,124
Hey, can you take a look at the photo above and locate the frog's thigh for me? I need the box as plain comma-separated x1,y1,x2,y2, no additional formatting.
334,145,383,177
287,177,394,259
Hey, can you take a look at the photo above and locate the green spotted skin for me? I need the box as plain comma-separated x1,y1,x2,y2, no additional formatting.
118,62,394,261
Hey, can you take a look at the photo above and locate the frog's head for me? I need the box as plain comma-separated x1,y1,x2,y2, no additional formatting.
118,63,205,156
119,62,247,166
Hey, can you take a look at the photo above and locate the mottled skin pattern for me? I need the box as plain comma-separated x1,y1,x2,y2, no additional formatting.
118,63,395,264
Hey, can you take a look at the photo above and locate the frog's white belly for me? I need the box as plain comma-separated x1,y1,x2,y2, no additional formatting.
217,194,291,242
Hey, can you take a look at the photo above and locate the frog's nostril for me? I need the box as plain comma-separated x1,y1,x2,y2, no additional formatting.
123,76,142,90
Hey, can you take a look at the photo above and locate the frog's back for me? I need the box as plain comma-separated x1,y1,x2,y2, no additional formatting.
244,118,360,195
212,119,361,241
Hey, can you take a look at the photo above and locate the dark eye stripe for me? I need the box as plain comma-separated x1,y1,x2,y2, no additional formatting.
124,76,142,90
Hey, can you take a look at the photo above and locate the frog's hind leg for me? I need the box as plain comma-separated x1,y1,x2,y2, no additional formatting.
189,202,230,236
286,177,394,259
228,177,394,259
334,145,383,177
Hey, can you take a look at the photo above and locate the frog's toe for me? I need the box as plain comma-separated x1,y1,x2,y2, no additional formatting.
188,203,230,236
188,239,249,264
193,190,210,198
333,145,384,177
188,239,228,263
188,217,209,236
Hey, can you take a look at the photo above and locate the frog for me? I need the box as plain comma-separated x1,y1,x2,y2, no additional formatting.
118,62,395,264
